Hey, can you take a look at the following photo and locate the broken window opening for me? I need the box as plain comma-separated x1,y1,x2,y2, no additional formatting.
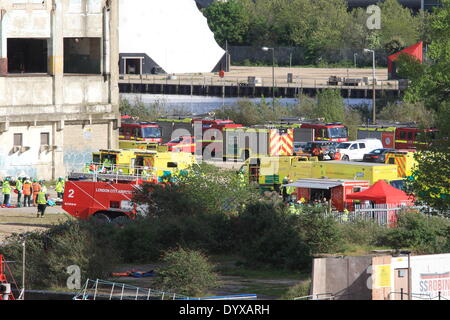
7,38,48,74
64,38,101,74
124,58,142,75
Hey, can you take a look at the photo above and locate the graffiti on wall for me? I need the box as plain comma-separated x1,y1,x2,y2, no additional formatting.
0,150,39,178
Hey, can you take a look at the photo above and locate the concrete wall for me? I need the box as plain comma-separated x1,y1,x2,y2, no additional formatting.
312,256,373,300
0,0,120,180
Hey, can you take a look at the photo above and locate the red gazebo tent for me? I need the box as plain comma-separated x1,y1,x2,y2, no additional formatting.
346,180,414,205
388,41,423,79
346,180,415,227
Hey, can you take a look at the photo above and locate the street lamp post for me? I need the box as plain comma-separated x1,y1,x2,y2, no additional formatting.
364,49,376,124
262,47,275,111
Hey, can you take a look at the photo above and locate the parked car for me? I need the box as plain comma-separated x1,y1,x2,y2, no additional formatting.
293,142,308,155
336,139,383,161
363,148,396,163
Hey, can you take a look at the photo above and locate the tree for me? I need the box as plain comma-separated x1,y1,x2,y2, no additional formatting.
133,163,259,217
378,101,436,129
399,1,450,212
316,89,345,123
155,247,219,297
378,0,422,49
202,0,250,45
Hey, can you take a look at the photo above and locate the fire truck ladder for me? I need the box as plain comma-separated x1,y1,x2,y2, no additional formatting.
0,255,22,300
73,279,190,301
69,163,158,184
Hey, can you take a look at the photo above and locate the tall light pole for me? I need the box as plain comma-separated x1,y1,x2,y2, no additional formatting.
262,46,275,111
364,49,376,124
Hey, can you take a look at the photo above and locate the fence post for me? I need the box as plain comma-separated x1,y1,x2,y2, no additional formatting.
400,288,403,300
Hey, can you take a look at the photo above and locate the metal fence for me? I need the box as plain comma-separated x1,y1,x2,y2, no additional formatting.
330,204,435,226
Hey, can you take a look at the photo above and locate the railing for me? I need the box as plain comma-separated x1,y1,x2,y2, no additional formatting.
68,162,161,184
330,204,419,226
74,279,258,301
388,291,449,300
294,293,333,300
120,74,401,91
74,279,190,301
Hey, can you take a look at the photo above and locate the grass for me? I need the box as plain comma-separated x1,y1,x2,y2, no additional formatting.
0,211,72,225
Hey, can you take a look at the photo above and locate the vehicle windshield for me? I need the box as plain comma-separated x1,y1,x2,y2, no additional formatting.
142,127,162,139
370,149,384,154
336,142,351,149
328,127,348,139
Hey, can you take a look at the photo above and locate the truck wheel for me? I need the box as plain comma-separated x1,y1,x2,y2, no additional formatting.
93,213,111,223
342,155,350,161
112,215,130,225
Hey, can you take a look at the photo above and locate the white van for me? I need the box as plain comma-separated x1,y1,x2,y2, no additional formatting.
336,139,383,161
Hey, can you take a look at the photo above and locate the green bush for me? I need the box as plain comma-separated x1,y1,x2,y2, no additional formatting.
155,247,219,297
293,207,344,254
0,221,118,290
339,219,389,247
378,210,450,254
234,201,312,270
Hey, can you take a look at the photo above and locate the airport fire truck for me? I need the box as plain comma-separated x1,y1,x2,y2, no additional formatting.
62,171,150,221
64,150,196,221
357,122,438,149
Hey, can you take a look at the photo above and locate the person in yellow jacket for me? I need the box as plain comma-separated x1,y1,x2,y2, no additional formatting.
55,177,65,199
2,177,12,206
15,177,23,208
36,183,48,218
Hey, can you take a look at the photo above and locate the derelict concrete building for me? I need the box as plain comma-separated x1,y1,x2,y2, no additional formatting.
0,0,120,180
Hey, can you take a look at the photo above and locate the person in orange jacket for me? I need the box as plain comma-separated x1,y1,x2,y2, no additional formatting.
22,178,33,207
32,179,41,206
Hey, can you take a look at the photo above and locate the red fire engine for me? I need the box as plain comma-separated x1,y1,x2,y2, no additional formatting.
278,119,349,142
62,171,158,221
157,117,243,156
120,116,163,144
357,122,438,149
164,136,196,153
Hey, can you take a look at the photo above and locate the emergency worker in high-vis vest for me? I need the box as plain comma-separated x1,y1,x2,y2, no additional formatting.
2,177,12,206
22,178,33,207
32,179,42,206
36,183,48,218
55,177,65,199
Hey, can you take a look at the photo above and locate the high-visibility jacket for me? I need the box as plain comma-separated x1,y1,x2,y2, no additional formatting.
16,180,23,193
342,209,349,222
55,180,65,193
288,204,297,215
32,183,41,193
2,181,11,194
23,182,32,196
37,191,47,205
